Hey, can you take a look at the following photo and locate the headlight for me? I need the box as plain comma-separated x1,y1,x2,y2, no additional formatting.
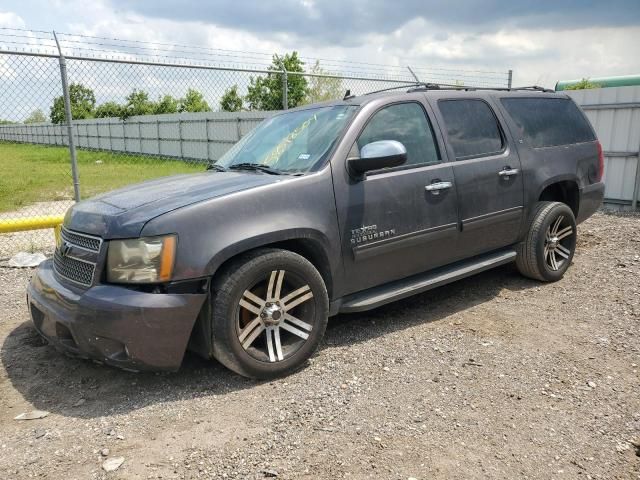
107,235,176,284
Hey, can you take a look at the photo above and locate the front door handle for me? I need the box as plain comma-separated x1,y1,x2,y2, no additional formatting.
425,181,453,195
498,167,519,177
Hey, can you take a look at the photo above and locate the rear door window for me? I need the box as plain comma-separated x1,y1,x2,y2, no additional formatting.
501,97,595,148
438,99,504,159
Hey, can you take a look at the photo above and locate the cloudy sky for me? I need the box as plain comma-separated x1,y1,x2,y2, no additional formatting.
1,0,640,88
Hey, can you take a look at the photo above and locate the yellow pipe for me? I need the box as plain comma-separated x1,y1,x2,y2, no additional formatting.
0,215,65,234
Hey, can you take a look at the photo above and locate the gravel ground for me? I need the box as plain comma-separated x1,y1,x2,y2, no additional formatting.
0,211,638,480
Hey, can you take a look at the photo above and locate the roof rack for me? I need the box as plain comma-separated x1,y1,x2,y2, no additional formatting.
363,83,554,96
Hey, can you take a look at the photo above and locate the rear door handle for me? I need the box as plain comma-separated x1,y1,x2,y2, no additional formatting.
498,168,519,177
425,181,453,195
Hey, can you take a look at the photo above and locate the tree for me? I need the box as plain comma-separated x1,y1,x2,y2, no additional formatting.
155,95,179,114
220,85,243,112
304,61,343,104
246,52,307,110
0,119,14,125
50,83,96,124
95,101,124,119
564,78,602,90
24,109,46,124
123,89,156,118
179,88,210,112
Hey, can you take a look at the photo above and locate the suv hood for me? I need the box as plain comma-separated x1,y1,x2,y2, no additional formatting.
64,171,286,238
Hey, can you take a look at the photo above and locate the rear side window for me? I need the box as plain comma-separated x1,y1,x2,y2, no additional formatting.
357,102,440,167
438,99,504,159
501,97,595,148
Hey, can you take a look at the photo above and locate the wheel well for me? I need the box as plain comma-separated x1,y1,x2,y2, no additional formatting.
188,238,334,360
539,181,579,217
213,239,334,299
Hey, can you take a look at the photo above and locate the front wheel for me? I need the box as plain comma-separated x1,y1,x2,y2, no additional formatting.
516,201,577,282
210,248,328,379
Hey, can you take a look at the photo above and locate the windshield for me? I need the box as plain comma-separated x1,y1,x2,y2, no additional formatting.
215,105,357,174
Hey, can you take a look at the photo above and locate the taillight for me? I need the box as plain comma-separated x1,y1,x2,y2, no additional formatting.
596,141,604,182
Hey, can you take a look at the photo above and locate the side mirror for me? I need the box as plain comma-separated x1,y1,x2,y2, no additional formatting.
348,140,407,178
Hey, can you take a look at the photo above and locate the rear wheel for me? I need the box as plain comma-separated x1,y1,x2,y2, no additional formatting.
516,201,577,282
211,249,328,379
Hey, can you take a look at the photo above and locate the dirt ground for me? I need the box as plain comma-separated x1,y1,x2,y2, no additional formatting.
0,212,638,480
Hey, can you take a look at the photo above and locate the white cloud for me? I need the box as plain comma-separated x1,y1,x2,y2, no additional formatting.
0,11,26,28
287,19,640,87
1,1,640,93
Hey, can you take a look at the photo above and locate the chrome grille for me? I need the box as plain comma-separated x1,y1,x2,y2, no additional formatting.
53,251,96,287
53,228,102,287
61,227,102,252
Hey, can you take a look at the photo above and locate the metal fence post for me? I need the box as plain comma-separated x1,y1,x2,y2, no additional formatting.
282,69,288,110
633,151,640,210
407,66,420,82
53,31,81,202
156,119,160,156
178,118,183,158
507,69,513,89
205,117,211,162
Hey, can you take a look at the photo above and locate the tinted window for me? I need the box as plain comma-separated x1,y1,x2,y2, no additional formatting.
357,103,440,167
501,97,595,148
439,99,504,159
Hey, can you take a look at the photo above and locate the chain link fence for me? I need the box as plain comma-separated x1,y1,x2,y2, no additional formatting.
0,52,74,258
0,28,513,258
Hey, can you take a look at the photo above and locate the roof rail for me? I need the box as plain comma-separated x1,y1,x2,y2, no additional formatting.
511,85,555,93
363,83,554,96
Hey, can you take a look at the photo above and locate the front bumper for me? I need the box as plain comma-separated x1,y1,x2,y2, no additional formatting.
27,260,207,372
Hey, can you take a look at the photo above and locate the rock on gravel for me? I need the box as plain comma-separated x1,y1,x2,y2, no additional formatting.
102,456,124,472
13,410,49,421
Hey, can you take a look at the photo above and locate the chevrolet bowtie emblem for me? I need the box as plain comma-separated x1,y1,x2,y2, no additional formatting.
60,241,72,257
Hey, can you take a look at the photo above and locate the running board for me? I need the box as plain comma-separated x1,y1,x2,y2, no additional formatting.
337,248,517,314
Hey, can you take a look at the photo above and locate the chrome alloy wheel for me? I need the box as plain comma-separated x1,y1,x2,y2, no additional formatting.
544,215,574,271
236,270,315,363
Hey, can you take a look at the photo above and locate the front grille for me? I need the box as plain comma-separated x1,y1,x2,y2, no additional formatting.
61,227,102,252
53,251,96,287
53,228,102,287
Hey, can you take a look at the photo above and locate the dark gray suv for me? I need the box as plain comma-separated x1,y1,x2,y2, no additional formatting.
27,85,605,378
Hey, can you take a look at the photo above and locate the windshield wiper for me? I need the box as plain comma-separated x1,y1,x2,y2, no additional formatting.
206,163,227,172
228,163,286,175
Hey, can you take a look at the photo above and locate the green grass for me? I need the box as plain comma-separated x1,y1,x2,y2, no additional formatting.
0,142,204,214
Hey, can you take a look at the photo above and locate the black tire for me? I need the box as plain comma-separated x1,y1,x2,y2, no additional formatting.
210,248,329,379
516,201,577,282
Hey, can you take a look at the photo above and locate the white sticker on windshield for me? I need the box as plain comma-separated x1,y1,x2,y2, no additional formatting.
336,113,345,119
298,153,311,160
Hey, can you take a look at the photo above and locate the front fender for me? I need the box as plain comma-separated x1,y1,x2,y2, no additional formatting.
140,169,344,296
203,228,332,277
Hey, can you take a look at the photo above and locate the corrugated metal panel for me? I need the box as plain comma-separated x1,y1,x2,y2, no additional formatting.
602,155,638,200
0,110,271,162
566,86,640,204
